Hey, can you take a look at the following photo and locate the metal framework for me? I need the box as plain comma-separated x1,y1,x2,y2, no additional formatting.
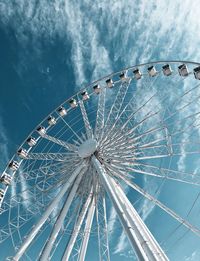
0,61,200,260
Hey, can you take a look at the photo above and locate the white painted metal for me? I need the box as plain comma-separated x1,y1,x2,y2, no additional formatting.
123,178,200,237
1,61,200,260
40,172,85,261
109,176,169,261
92,156,148,261
78,139,98,158
13,163,87,261
92,156,169,261
96,192,110,261
62,188,93,261
94,87,106,140
100,80,130,142
43,133,77,151
79,100,93,139
78,196,96,261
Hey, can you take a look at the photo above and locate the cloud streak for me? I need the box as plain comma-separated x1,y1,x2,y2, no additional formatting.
1,0,200,89
1,0,200,259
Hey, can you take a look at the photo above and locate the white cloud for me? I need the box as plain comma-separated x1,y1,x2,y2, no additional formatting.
1,0,200,89
108,205,117,239
139,175,159,221
1,0,200,259
19,169,31,208
185,250,200,261
114,230,128,254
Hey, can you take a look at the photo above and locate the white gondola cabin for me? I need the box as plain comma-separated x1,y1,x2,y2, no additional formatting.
178,64,189,76
8,161,19,171
162,64,172,76
27,137,37,146
119,71,128,82
81,91,90,101
48,116,57,126
194,66,200,80
133,68,142,80
1,174,12,186
0,189,5,200
106,78,114,88
58,106,67,117
69,98,77,108
93,84,101,94
148,66,157,77
37,126,46,136
17,148,28,158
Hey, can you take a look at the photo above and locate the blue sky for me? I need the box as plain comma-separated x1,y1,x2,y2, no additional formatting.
0,1,200,260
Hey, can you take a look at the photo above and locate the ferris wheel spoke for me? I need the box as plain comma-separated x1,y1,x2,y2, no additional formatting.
166,111,200,135
13,162,87,261
3,61,200,260
42,134,78,151
141,71,158,90
171,81,200,108
40,171,84,261
79,100,93,139
56,112,83,142
95,87,106,140
22,161,75,180
103,80,131,134
163,85,200,123
95,190,110,261
0,204,40,244
78,195,96,261
107,126,165,152
112,162,200,186
101,92,158,145
24,152,77,161
92,156,169,261
109,173,170,260
138,137,169,149
170,118,200,138
36,173,67,193
49,197,84,260
101,111,161,152
138,140,200,156
122,177,200,237
62,187,93,261
35,162,82,193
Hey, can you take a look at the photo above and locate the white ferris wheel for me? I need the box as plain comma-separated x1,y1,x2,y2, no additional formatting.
0,61,200,261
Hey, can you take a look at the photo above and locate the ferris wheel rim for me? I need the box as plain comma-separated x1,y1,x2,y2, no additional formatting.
1,59,200,211
1,60,200,260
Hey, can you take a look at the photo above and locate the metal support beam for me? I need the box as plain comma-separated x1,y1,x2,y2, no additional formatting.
92,156,169,261
78,196,96,261
79,100,93,139
13,163,87,261
40,172,84,261
96,192,110,261
43,134,78,152
61,188,93,261
110,176,169,261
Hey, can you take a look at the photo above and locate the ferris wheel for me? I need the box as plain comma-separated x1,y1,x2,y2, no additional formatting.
1,61,200,260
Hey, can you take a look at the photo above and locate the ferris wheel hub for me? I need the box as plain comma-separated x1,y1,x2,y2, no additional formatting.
78,139,98,158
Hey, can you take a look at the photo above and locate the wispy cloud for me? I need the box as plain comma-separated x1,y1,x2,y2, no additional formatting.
114,230,128,254
19,169,31,208
139,175,160,221
185,250,200,261
1,0,200,89
1,1,200,259
0,0,112,88
108,205,117,239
